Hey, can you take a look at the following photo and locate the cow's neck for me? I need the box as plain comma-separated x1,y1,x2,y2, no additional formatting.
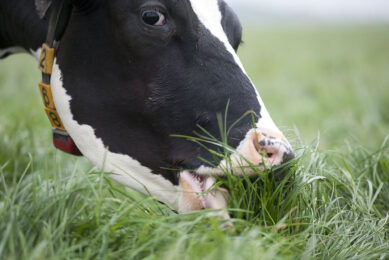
0,0,47,58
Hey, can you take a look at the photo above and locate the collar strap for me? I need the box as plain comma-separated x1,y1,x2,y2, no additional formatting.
38,1,82,156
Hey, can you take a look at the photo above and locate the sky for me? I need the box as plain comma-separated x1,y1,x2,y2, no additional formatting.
224,0,389,22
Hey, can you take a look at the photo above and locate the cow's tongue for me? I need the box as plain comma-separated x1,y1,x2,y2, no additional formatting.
179,171,229,213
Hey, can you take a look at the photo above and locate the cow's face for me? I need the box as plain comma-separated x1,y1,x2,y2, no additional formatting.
51,0,294,212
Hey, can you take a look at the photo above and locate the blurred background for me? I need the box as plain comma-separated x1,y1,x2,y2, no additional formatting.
0,0,388,154
224,0,389,149
226,0,389,24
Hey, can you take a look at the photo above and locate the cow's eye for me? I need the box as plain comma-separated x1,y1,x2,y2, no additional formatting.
142,10,166,26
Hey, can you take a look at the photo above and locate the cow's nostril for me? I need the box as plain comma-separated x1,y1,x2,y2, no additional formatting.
252,136,274,156
282,150,296,163
248,130,294,167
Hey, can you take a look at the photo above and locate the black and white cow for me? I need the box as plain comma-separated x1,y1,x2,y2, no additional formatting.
0,0,294,214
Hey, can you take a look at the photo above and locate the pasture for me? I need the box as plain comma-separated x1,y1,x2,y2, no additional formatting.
1,26,388,259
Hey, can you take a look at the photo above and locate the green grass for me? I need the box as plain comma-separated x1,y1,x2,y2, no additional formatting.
0,26,388,259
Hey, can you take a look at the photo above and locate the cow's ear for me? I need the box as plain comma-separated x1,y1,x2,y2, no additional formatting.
220,1,243,51
35,0,52,19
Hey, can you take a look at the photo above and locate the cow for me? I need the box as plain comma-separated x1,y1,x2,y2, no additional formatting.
0,0,294,215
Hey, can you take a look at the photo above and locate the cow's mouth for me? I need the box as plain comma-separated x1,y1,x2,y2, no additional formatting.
177,128,295,215
178,171,229,213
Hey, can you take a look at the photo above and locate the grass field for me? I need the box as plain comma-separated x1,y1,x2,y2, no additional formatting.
0,26,388,259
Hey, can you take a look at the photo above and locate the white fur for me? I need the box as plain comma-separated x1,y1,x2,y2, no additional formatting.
30,48,42,60
188,0,280,133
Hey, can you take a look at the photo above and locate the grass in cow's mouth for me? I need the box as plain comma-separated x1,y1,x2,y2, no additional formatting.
1,27,389,259
174,119,301,223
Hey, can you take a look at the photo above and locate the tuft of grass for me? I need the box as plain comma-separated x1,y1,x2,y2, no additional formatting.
1,130,388,259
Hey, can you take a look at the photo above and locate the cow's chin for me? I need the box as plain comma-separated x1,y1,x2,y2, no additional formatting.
178,171,230,219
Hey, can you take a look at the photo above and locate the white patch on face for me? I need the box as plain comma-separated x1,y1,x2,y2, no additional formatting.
50,60,180,210
30,48,42,60
0,46,26,57
188,0,280,134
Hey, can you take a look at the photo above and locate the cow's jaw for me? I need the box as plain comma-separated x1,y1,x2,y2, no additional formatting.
50,60,181,210
178,171,229,218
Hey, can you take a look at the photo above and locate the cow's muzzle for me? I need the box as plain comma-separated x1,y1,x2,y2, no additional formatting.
177,128,294,215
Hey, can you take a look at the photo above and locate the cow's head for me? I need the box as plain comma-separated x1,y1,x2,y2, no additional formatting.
39,0,294,213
